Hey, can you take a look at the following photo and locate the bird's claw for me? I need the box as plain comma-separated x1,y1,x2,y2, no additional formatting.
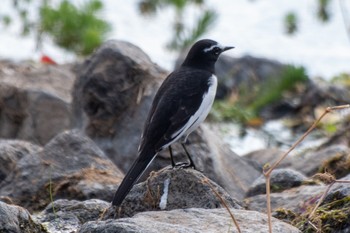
173,162,196,169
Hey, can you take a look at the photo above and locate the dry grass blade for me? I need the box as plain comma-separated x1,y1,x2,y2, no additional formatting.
202,178,242,233
262,104,350,233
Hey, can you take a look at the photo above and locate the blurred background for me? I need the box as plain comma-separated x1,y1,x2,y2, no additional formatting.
1,0,349,78
1,0,350,154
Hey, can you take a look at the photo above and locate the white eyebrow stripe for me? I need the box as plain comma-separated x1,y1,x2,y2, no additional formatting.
203,44,224,53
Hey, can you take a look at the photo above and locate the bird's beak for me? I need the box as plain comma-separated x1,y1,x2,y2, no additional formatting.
222,46,235,52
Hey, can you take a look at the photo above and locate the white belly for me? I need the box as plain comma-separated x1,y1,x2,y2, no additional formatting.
161,75,217,150
183,74,217,137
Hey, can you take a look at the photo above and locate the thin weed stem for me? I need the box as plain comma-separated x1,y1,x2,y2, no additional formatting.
202,178,241,233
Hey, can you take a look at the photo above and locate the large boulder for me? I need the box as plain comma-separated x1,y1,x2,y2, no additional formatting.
102,167,242,219
0,61,74,144
80,208,300,233
142,125,261,201
214,55,287,100
71,40,167,172
0,130,123,211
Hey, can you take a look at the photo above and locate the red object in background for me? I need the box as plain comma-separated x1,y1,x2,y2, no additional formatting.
40,55,57,65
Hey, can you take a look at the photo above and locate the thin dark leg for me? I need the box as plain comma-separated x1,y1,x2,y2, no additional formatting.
169,145,176,167
181,143,196,169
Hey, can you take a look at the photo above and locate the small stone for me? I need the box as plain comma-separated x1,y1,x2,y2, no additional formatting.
246,168,307,197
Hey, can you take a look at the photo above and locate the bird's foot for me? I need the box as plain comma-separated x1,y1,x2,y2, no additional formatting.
173,162,196,169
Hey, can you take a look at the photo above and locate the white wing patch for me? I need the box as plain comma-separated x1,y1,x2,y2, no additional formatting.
161,75,217,149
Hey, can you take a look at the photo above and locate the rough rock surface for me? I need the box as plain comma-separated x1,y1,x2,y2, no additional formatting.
0,139,42,182
0,201,44,233
0,84,71,145
246,168,308,197
0,130,123,211
0,61,74,145
324,173,350,203
290,145,350,176
0,61,75,102
245,185,325,213
146,125,261,201
243,148,294,170
35,199,110,233
103,167,242,219
80,208,300,233
71,40,167,172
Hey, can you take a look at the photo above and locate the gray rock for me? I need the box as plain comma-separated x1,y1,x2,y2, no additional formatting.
215,55,287,100
103,167,242,219
243,148,294,170
0,130,123,211
0,201,44,233
0,140,42,182
0,84,71,145
147,124,261,201
297,81,350,114
0,60,75,102
324,173,350,203
175,53,286,100
319,123,350,150
80,208,300,233
0,61,75,145
246,168,307,197
35,199,110,233
291,145,350,176
71,40,167,172
245,185,325,213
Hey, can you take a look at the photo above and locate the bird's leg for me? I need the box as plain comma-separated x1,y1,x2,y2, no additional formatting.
181,143,196,169
168,145,176,167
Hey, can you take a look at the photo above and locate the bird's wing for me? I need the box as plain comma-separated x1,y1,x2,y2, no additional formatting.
139,68,211,153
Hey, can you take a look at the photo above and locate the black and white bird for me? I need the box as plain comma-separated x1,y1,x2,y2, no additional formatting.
112,39,234,206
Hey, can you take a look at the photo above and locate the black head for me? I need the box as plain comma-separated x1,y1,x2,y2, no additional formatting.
182,39,234,73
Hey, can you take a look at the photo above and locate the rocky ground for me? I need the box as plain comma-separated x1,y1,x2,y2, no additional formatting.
0,40,349,233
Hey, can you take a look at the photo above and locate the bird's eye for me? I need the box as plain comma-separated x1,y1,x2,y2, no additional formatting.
213,47,221,55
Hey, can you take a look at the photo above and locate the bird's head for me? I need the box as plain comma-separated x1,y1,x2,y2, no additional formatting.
182,39,234,72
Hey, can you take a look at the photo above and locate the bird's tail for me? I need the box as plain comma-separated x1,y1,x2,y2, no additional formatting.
112,148,156,206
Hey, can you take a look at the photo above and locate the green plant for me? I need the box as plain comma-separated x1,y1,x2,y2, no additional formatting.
330,72,350,87
210,65,308,124
1,0,111,56
284,12,298,34
249,65,308,114
39,0,111,55
210,101,255,123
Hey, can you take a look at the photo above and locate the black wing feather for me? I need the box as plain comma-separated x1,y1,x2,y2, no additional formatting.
139,67,211,153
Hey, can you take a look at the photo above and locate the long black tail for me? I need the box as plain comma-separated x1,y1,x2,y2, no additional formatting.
112,148,156,206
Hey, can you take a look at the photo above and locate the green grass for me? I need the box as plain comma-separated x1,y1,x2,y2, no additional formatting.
210,65,308,124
